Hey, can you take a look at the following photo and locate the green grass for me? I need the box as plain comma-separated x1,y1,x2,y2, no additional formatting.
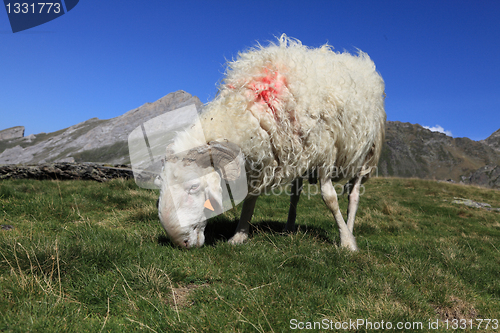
71,141,131,164
0,177,499,332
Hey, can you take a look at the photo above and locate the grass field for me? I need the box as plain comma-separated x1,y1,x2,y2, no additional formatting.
0,177,499,332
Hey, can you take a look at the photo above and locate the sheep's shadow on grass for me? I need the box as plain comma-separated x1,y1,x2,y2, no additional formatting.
156,216,240,248
157,216,333,248
248,220,333,245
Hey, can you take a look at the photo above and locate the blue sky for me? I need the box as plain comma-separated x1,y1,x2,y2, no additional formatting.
1,0,499,140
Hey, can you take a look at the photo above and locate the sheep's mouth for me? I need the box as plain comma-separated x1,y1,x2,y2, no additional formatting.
178,225,206,249
182,239,204,249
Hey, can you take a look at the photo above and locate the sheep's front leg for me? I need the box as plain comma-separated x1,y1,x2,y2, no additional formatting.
346,175,364,233
320,175,358,251
284,178,303,232
228,195,258,245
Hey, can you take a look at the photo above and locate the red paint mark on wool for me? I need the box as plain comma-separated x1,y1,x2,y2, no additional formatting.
249,70,287,113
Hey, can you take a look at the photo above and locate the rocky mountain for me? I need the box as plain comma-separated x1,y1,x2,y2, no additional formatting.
482,128,500,153
0,91,203,165
378,122,500,185
464,165,500,189
1,91,499,188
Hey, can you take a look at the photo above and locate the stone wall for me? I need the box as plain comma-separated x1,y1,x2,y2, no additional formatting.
0,163,133,182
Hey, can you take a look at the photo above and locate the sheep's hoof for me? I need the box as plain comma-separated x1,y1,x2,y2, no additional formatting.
342,242,359,252
282,224,296,233
228,232,248,245
340,234,359,251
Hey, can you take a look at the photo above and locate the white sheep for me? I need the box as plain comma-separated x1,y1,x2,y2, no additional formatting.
157,35,385,251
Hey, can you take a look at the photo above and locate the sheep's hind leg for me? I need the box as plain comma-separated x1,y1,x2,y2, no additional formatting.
228,195,258,245
345,174,364,233
320,174,358,251
284,178,303,232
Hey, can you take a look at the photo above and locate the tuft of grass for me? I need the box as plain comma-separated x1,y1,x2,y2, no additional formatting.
0,177,499,332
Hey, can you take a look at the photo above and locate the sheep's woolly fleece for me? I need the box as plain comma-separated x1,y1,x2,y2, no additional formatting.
172,35,386,194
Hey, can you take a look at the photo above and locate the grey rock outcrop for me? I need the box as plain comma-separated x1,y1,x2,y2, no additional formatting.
0,145,34,164
0,91,202,165
461,164,500,189
451,197,500,212
0,126,24,141
482,128,500,153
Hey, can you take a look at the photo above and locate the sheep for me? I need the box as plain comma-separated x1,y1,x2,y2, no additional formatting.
157,35,385,251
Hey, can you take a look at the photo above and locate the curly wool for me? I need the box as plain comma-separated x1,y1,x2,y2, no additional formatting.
175,35,386,194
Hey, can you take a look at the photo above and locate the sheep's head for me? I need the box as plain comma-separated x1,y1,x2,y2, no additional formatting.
158,141,243,248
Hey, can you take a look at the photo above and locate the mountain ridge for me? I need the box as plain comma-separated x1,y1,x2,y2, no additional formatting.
380,121,500,178
0,90,202,165
482,128,500,153
1,91,498,188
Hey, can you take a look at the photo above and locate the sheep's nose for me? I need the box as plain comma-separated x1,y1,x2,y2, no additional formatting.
183,240,189,248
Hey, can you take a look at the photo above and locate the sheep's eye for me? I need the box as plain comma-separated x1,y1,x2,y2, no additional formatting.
187,184,200,194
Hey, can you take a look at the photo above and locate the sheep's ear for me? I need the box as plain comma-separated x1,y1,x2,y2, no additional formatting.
208,141,242,181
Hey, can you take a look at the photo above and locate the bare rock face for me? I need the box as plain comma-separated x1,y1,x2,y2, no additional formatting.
0,145,34,164
482,128,500,153
0,126,24,141
0,91,203,165
461,164,500,189
377,122,500,184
